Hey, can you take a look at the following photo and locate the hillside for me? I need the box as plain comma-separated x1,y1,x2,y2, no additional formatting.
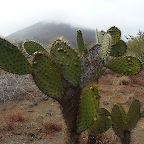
6,22,96,48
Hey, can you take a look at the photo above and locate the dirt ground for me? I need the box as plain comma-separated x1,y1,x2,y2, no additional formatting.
0,70,144,144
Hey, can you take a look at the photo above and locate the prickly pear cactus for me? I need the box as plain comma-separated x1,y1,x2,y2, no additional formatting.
98,108,111,117
111,103,127,139
100,33,111,60
77,30,86,55
0,37,32,74
109,40,127,57
105,56,142,76
111,100,141,144
32,52,63,100
107,26,121,45
126,100,141,131
95,29,106,45
24,40,47,56
77,83,100,134
50,39,81,87
89,116,111,134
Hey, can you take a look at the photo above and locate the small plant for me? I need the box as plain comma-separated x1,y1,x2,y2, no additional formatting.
4,111,25,131
126,30,144,63
42,120,62,136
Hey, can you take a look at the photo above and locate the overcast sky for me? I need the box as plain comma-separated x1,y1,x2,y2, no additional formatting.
0,0,144,38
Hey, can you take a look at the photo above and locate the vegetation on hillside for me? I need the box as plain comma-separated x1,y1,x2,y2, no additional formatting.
126,30,144,64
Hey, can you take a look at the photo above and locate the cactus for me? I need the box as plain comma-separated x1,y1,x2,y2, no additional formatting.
77,30,87,55
80,44,105,86
0,26,143,144
109,40,127,57
0,37,32,74
111,103,127,139
111,100,141,144
89,108,111,134
50,39,81,87
89,116,111,134
100,33,112,60
105,56,142,76
107,26,121,45
126,100,140,131
24,40,47,56
77,83,99,134
95,29,106,45
32,52,63,100
98,108,111,117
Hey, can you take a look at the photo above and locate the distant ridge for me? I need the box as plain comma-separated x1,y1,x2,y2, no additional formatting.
6,22,96,47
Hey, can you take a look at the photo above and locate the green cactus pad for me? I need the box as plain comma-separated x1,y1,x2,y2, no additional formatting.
0,37,32,74
100,33,111,60
90,116,111,134
32,52,63,100
98,108,111,117
24,40,47,55
96,29,106,45
110,40,127,57
111,103,127,139
105,56,142,76
107,26,121,45
50,39,81,87
77,30,86,55
127,100,140,131
77,83,99,134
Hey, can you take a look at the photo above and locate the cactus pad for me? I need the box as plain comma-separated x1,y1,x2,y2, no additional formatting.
100,33,111,60
77,83,99,134
24,40,47,55
0,37,32,74
50,39,81,87
111,103,127,139
77,30,86,55
32,52,63,100
110,40,127,57
127,100,140,131
105,56,142,76
90,116,111,134
98,108,111,117
107,26,121,45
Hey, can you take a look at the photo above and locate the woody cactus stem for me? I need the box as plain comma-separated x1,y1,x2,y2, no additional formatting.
121,130,131,144
87,132,97,144
60,86,81,144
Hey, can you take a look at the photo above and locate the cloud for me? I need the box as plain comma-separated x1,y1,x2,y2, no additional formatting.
0,0,144,37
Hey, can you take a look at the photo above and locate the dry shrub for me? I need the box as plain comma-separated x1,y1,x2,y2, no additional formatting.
4,111,25,131
42,119,62,136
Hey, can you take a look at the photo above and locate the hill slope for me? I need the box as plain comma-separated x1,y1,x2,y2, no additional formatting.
6,22,96,47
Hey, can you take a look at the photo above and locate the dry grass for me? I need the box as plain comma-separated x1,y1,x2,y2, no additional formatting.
3,111,25,131
41,119,62,136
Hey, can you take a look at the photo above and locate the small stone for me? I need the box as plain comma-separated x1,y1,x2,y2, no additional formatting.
102,101,109,106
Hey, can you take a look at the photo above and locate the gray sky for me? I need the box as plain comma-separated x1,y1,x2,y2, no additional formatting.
0,0,144,38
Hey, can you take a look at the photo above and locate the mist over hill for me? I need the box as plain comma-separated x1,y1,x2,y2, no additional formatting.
6,22,96,48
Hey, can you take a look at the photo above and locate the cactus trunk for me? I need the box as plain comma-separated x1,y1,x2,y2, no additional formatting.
59,86,81,144
87,132,97,144
121,130,131,144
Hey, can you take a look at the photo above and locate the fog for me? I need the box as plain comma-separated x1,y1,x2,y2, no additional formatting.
0,0,144,37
